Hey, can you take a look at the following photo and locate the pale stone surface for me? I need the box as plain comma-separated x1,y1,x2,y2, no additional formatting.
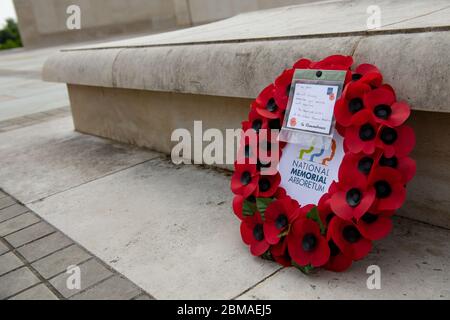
17,232,73,262
0,196,15,210
5,221,55,248
70,275,142,300
0,204,29,223
9,284,58,300
0,213,40,237
0,252,24,276
49,259,113,298
0,117,160,203
31,244,92,279
29,158,281,299
238,218,450,300
42,0,450,112
0,241,9,255
0,267,40,299
73,0,450,48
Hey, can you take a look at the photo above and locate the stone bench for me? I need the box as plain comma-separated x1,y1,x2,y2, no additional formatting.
42,0,450,229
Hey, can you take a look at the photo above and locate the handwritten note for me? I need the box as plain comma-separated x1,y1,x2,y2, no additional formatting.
286,83,338,135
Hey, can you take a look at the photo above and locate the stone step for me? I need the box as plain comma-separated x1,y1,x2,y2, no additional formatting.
41,0,450,230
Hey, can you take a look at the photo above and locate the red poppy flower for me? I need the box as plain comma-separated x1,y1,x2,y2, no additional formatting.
287,218,330,267
368,167,406,211
318,193,334,227
334,81,372,127
240,212,270,256
356,210,394,241
274,69,294,110
351,63,383,88
310,55,353,71
242,103,269,133
377,155,416,184
324,239,353,272
292,58,313,69
255,172,281,197
231,163,259,198
274,187,287,199
364,86,411,127
375,125,415,158
270,237,291,267
232,195,245,220
328,216,372,260
263,197,299,245
338,152,378,181
344,110,380,154
255,84,285,119
330,172,376,221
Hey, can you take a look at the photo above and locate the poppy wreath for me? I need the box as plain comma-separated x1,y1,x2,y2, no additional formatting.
231,55,416,273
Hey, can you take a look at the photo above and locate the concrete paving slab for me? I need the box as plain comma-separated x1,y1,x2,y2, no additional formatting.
0,241,9,255
5,221,55,248
0,252,24,276
29,158,280,299
8,284,58,300
0,204,29,223
0,117,161,203
0,267,40,299
0,213,40,237
31,244,92,279
70,275,142,300
237,218,450,300
17,232,73,262
0,196,15,210
49,259,113,298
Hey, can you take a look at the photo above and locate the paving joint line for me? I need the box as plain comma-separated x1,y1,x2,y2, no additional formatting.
231,266,284,300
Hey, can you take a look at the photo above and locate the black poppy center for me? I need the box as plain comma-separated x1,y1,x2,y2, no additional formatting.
326,213,334,225
244,145,251,158
246,195,256,203
346,188,362,207
359,123,376,141
275,214,288,230
269,119,281,130
348,98,364,114
380,127,398,145
266,98,278,112
361,212,379,224
256,160,271,171
302,233,317,252
329,240,341,257
258,178,271,192
374,104,392,120
352,73,362,81
286,84,291,96
379,155,398,168
253,224,264,241
343,225,361,243
358,157,374,175
240,171,251,186
374,180,392,198
252,119,262,132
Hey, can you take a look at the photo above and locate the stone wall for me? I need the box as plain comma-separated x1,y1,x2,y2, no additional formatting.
13,0,319,47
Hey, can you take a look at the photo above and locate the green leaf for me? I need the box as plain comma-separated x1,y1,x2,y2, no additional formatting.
256,197,274,221
242,199,257,217
306,206,325,235
292,261,315,275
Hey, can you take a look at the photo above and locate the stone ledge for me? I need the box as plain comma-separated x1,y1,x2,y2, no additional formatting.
43,0,450,113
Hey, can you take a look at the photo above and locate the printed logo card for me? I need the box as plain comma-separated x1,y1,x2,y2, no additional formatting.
278,69,346,205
